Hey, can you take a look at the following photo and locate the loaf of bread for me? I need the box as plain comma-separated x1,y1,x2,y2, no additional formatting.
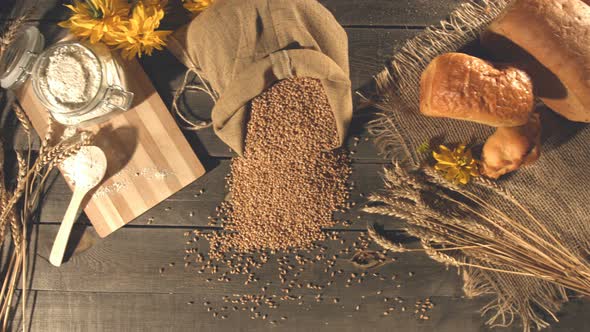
481,32,567,100
482,112,541,179
487,0,590,122
420,53,534,127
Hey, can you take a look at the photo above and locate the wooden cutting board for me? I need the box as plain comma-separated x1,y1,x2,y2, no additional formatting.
17,58,205,238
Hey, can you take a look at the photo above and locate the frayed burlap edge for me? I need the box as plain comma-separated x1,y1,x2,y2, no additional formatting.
366,0,574,330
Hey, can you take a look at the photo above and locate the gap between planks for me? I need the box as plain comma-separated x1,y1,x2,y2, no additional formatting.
1,0,465,27
10,290,590,332
33,161,402,230
10,224,465,298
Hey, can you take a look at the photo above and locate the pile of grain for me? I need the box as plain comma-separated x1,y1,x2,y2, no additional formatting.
213,77,351,253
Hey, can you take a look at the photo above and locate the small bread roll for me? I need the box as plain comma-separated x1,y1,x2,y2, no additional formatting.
482,112,541,179
420,53,534,127
487,0,590,122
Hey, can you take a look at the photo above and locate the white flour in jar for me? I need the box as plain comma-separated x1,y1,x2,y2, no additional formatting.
38,43,101,113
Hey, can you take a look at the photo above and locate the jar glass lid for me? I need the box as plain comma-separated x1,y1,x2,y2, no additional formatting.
0,26,45,89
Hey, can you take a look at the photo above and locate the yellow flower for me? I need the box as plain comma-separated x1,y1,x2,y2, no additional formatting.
58,0,131,44
106,1,172,60
143,0,169,13
432,144,479,185
182,0,214,15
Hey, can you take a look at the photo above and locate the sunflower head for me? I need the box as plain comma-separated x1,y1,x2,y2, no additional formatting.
58,0,131,44
432,144,480,185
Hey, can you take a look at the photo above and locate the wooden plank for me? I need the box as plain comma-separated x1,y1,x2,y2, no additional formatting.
17,225,464,297
37,161,402,230
348,28,418,88
10,106,389,163
320,0,464,27
10,227,590,331
18,57,206,238
2,0,464,27
16,291,590,332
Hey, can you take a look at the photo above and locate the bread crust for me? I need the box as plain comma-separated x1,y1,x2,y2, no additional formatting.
488,0,590,122
420,53,534,127
482,112,542,179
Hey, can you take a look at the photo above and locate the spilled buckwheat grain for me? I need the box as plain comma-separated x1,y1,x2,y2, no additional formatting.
212,77,351,253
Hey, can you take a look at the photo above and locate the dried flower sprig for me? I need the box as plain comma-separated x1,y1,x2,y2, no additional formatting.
432,144,479,185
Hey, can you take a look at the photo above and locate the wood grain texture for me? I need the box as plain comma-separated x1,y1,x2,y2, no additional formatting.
37,161,404,230
320,0,464,26
9,226,590,331
16,291,587,332
1,0,463,27
18,58,206,237
18,225,462,297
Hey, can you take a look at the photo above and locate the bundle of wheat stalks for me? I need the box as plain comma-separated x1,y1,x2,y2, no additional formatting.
364,163,590,328
0,13,95,331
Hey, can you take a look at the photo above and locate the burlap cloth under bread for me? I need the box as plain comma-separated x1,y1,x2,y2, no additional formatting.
370,0,590,330
167,0,352,155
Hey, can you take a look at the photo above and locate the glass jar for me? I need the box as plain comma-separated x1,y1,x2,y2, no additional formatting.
0,26,133,127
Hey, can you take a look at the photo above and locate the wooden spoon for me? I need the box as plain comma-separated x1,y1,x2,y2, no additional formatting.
49,146,107,267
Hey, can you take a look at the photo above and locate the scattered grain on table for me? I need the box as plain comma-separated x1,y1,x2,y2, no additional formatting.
173,78,432,324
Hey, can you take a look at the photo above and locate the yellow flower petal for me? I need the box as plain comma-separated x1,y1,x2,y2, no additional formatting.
432,144,480,185
59,0,171,59
183,0,214,15
457,174,468,185
432,151,453,164
58,0,131,43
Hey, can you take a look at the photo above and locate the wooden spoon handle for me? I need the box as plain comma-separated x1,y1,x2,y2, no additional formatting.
49,190,86,267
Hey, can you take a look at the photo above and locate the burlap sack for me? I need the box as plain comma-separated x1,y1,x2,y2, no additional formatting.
168,0,352,155
370,0,590,330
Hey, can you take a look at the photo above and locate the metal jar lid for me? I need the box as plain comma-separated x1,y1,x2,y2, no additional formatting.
0,26,45,89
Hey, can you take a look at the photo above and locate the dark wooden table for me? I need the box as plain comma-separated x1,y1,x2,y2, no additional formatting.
2,1,589,331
